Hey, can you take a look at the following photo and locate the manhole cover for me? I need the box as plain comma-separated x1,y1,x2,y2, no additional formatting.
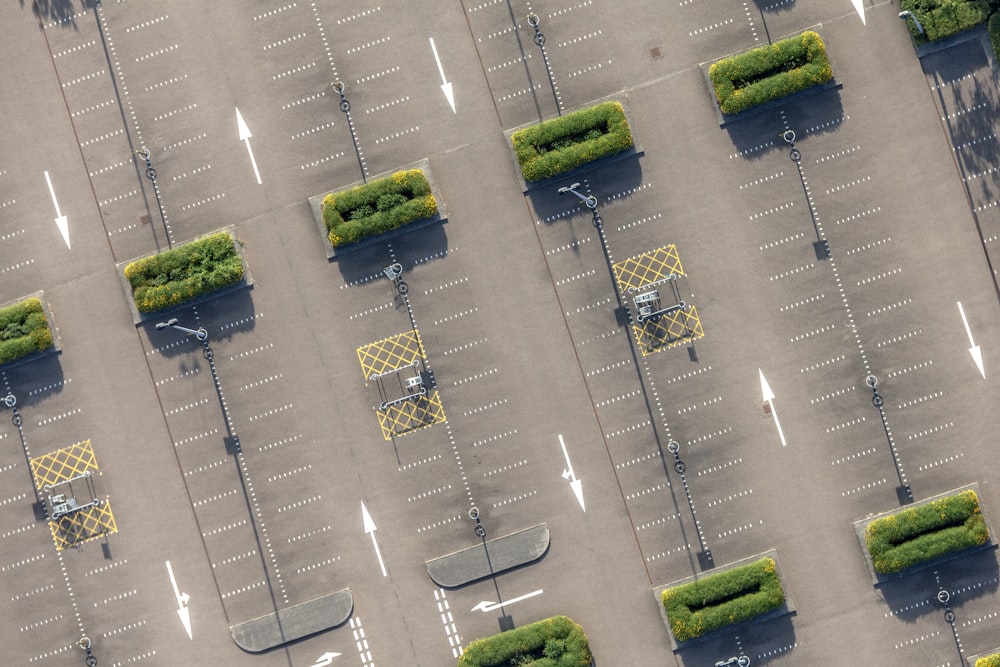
650,46,662,59
140,213,151,226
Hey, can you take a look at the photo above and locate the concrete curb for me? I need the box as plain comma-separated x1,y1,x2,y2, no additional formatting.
652,548,795,652
0,290,61,370
425,523,549,588
307,158,448,260
230,588,353,653
115,225,253,326
852,482,996,587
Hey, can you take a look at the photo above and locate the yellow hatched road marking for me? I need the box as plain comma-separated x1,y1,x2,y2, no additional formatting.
376,391,446,440
633,305,704,356
49,501,117,551
30,440,98,490
613,244,684,293
357,329,424,379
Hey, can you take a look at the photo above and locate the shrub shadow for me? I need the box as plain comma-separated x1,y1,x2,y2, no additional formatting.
524,154,644,228
675,616,796,665
333,220,450,285
876,548,1000,623
723,86,845,162
142,288,257,362
1,354,65,409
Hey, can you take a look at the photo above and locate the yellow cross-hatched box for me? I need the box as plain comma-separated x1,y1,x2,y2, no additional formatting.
49,502,117,551
357,329,425,380
30,439,99,490
612,244,685,294
375,390,446,440
632,305,704,355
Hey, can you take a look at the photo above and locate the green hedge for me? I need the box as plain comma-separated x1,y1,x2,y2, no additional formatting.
989,12,1000,62
866,489,989,575
322,169,437,247
662,557,785,642
457,615,591,667
511,101,633,183
125,232,244,313
977,652,1000,667
0,297,53,365
708,30,833,115
900,0,990,43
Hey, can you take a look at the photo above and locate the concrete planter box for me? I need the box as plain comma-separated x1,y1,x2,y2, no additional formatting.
652,548,795,651
308,158,447,259
504,91,644,193
700,25,842,127
116,225,253,325
0,291,61,368
852,482,996,586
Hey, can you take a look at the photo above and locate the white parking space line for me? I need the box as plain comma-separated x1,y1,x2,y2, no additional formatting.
398,454,444,470
153,103,198,123
698,458,743,476
407,485,453,502
463,398,508,417
917,452,963,471
866,298,912,318
689,18,735,36
491,490,537,508
825,416,866,434
258,434,303,453
831,447,878,466
173,428,218,448
434,589,463,658
908,422,955,442
842,478,887,496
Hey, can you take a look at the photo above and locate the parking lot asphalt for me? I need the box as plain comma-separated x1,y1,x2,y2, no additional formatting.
2,1,1000,666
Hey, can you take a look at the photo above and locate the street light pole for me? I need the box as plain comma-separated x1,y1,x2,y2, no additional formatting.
899,10,925,35
469,507,505,615
134,147,172,249
155,318,208,342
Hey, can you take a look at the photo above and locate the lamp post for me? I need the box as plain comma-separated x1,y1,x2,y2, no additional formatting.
78,636,97,666
526,13,562,115
469,507,505,615
134,147,171,249
155,318,208,342
899,10,925,35
329,80,366,183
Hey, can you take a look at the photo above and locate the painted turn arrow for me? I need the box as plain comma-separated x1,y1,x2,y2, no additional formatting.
165,560,193,639
957,301,985,379
557,434,585,511
759,369,788,447
472,589,543,613
361,501,387,577
312,651,341,666
429,38,456,113
43,170,70,249
235,107,262,185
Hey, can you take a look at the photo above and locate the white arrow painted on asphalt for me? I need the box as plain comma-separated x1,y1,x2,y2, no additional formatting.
312,651,341,666
43,170,70,249
235,107,262,185
165,560,192,639
429,38,456,113
472,589,543,613
557,434,585,512
759,369,787,447
851,0,866,25
361,501,387,577
957,301,985,379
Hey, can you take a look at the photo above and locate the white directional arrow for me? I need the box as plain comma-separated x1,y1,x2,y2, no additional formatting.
957,301,985,379
43,170,70,249
429,38,456,113
557,434,585,511
759,369,787,447
472,589,543,613
851,0,866,25
361,501,387,577
165,560,192,639
235,107,262,185
312,651,341,667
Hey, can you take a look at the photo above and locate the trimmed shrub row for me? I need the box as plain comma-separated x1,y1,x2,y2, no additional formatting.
708,30,833,115
124,232,244,313
662,557,785,642
866,489,989,575
511,101,633,183
457,615,591,667
977,653,1000,667
0,297,53,365
322,169,437,248
900,0,990,43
